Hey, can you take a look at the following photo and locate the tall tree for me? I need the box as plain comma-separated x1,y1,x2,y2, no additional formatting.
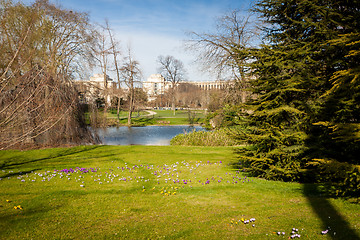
121,47,142,125
157,55,186,115
89,24,113,124
105,20,124,123
237,0,360,183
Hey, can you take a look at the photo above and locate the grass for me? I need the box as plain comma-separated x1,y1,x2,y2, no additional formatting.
106,110,148,119
152,109,206,119
102,109,206,126
1,145,360,239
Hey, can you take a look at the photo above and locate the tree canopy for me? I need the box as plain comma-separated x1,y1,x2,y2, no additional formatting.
192,0,360,197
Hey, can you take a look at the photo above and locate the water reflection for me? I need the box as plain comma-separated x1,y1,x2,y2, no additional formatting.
95,125,206,146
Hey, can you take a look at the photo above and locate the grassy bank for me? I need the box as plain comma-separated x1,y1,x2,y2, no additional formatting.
171,128,238,146
1,146,359,239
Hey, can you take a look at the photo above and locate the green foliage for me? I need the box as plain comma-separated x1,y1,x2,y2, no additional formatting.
232,0,360,191
235,124,306,181
307,159,360,199
306,122,360,165
309,30,360,164
204,105,243,129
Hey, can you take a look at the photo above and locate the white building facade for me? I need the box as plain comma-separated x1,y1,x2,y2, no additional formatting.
77,74,119,104
192,80,228,90
142,74,231,101
142,74,169,101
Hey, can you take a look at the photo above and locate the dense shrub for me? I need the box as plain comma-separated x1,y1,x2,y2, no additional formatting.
170,128,239,146
307,159,360,199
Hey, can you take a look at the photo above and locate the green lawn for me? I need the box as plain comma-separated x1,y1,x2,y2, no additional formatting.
152,109,206,118
105,109,206,126
1,146,359,239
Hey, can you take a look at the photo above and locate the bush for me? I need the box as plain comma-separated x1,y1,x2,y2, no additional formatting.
307,159,360,199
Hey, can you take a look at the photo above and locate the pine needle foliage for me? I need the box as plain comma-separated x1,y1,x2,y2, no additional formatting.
235,0,360,186
305,1,360,167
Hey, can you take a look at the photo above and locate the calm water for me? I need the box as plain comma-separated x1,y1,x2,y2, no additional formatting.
95,125,206,146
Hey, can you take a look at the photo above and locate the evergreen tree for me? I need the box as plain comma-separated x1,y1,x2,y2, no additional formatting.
237,0,360,182
306,2,360,166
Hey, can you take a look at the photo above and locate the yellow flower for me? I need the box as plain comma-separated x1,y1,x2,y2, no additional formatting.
6,200,11,203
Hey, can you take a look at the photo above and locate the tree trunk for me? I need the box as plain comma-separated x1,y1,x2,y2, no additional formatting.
127,108,132,126
117,97,121,124
172,102,176,116
127,89,134,126
172,89,176,116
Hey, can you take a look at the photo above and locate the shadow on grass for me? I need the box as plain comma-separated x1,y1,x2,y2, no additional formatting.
303,183,360,240
0,205,55,228
0,169,41,178
131,117,157,126
0,145,102,171
231,146,359,239
114,116,157,126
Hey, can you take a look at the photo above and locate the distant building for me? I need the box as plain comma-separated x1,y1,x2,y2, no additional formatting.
192,80,228,90
142,74,169,101
76,74,120,105
89,73,117,89
142,74,232,101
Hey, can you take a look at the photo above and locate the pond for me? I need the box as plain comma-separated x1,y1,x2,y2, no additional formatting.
95,125,206,146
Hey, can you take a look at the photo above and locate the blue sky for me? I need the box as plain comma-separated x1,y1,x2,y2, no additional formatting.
53,0,255,81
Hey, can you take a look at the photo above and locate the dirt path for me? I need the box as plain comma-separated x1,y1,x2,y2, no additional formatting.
144,110,157,117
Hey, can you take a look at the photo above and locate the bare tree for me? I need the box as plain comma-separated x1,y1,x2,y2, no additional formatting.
0,0,96,149
121,47,142,126
175,83,204,108
187,10,257,103
88,22,114,126
104,20,124,123
133,88,148,116
157,55,186,115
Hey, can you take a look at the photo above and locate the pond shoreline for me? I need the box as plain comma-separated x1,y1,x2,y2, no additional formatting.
94,125,207,146
97,120,204,127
